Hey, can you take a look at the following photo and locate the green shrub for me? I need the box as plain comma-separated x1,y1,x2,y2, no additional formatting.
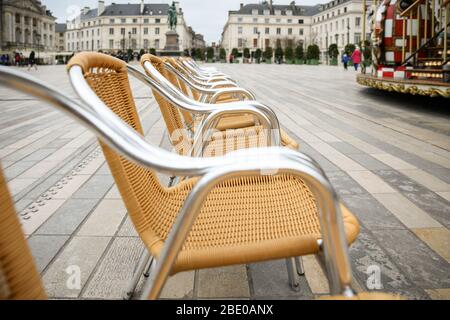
206,47,214,62
285,46,294,64
306,44,320,61
254,48,262,63
219,48,226,61
264,47,273,63
295,45,304,64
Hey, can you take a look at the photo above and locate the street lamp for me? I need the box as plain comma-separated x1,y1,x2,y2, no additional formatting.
128,31,131,62
35,33,41,61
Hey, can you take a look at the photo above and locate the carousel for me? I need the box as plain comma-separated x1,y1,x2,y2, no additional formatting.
357,0,450,98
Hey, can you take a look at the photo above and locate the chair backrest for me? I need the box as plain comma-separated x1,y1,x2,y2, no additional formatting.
164,57,201,101
140,54,188,138
0,165,47,300
67,52,169,245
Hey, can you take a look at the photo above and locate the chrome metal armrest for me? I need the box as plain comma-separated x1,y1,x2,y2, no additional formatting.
128,64,278,145
207,87,256,104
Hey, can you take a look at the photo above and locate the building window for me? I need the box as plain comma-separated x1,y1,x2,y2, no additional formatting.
155,39,160,49
121,28,125,35
265,18,270,24
109,28,114,35
109,39,114,49
253,38,258,48
276,28,281,35
265,39,270,49
276,18,281,23
15,14,20,23
144,39,149,49
287,19,292,23
110,19,115,24
131,39,137,49
97,40,100,48
144,28,148,35
132,18,138,23
238,26,243,34
253,27,258,34
132,28,137,34
288,28,292,35
121,18,126,23
355,17,361,27
265,27,270,35
253,18,258,23
354,32,361,44
238,38,243,48
299,28,304,36
155,18,161,23
344,7,347,13
155,28,160,35
298,19,304,24
97,29,100,36
238,17,243,22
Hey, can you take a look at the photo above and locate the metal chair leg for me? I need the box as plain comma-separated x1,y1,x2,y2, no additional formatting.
295,256,305,276
285,258,301,292
123,250,152,300
143,256,153,277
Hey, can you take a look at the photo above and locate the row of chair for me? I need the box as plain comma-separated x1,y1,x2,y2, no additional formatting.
0,53,399,300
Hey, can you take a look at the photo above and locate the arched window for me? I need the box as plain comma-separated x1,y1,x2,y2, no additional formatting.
15,14,20,24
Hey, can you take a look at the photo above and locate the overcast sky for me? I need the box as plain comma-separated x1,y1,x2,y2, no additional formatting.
43,0,326,43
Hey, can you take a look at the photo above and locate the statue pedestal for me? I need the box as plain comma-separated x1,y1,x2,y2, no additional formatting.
157,30,183,57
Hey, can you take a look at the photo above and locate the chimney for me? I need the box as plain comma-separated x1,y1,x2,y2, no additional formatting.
140,0,144,14
98,0,105,16
240,3,244,10
82,6,90,15
269,0,273,10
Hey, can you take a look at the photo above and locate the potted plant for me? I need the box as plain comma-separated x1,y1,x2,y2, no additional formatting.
328,44,339,66
306,44,320,65
254,48,262,64
219,48,227,63
344,44,356,66
275,47,284,64
285,46,294,64
231,48,239,63
243,48,250,63
206,47,214,62
295,45,304,64
264,47,273,64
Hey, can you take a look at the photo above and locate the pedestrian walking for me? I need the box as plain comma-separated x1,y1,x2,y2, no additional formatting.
351,47,361,71
15,52,20,66
27,51,37,71
342,53,349,70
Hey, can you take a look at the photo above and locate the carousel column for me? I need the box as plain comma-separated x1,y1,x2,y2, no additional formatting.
444,2,448,61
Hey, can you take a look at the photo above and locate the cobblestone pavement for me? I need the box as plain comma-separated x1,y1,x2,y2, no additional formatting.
0,63,449,300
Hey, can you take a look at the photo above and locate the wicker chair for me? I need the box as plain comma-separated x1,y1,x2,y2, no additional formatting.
0,166,47,300
0,66,400,301
140,54,299,153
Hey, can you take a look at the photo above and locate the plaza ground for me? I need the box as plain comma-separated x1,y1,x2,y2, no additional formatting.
0,63,449,300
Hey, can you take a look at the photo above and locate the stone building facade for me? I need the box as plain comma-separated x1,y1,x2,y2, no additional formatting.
66,1,202,54
221,0,370,63
0,0,56,56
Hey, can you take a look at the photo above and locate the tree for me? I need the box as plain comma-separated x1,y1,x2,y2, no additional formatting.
285,46,294,63
254,48,262,63
139,48,146,58
206,47,214,61
328,44,339,59
231,48,239,58
149,48,156,55
306,44,320,60
219,48,226,61
275,47,284,64
264,47,273,62
243,48,250,61
344,43,356,55
195,48,203,61
295,45,304,63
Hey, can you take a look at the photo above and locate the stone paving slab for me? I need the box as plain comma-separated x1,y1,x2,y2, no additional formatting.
1,64,449,300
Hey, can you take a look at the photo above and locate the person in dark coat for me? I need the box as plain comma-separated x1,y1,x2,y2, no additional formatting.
28,51,37,71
